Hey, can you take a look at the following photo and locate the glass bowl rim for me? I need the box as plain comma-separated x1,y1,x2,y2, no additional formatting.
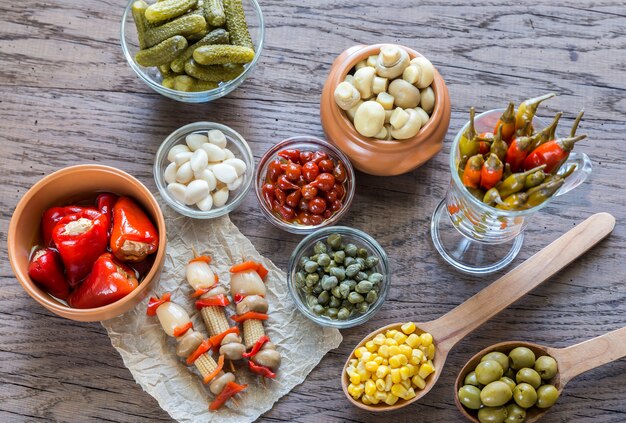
287,225,390,329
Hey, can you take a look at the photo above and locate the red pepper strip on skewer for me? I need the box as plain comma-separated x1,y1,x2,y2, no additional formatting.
173,321,194,337
480,154,504,191
195,294,231,309
203,355,225,384
41,205,94,247
147,292,172,316
187,339,212,365
248,361,277,379
242,335,270,359
231,311,269,323
110,196,159,263
28,248,70,300
190,255,212,264
523,135,587,174
190,275,219,298
208,327,240,349
229,260,268,279
461,154,484,189
209,381,248,411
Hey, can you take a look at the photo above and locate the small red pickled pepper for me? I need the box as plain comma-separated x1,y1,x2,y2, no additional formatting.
523,135,587,173
110,196,159,263
41,205,94,247
68,253,139,309
28,248,70,300
462,154,484,189
480,153,504,191
96,192,118,233
51,209,109,287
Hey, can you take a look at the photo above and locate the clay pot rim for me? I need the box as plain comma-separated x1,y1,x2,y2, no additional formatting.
7,164,167,321
327,43,449,153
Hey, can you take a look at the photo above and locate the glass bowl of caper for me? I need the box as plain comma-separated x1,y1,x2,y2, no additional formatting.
288,227,390,328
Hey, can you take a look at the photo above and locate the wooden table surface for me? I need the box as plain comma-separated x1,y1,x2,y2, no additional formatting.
1,0,625,422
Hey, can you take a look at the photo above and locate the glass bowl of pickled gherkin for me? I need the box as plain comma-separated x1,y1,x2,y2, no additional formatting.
121,0,264,103
287,227,390,329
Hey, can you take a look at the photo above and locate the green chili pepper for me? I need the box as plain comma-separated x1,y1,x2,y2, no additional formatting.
459,107,479,158
524,170,546,190
496,165,546,198
570,109,585,137
515,93,556,137
524,179,565,208
531,112,562,150
497,192,529,211
490,125,508,162
483,187,504,206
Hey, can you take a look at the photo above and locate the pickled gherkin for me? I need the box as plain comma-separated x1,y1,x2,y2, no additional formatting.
169,28,229,73
131,0,150,49
171,75,219,91
223,0,254,50
193,44,254,65
203,0,226,27
144,14,206,48
135,35,188,67
184,60,244,82
145,0,198,23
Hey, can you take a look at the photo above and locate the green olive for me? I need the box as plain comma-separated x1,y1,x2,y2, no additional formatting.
509,347,535,370
480,381,513,407
481,351,510,371
477,406,508,423
513,382,537,408
504,403,526,422
464,371,482,387
534,355,558,380
504,368,516,379
516,368,541,389
536,384,559,408
475,359,504,385
499,376,516,392
458,384,482,410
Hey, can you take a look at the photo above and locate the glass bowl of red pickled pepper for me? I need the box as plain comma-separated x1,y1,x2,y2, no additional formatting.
254,136,356,234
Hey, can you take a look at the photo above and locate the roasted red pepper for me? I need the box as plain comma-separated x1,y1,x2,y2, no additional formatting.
195,294,230,309
96,192,118,233
523,135,587,173
110,197,159,263
209,381,247,411
242,335,269,359
52,210,109,286
68,253,139,308
231,311,269,323
28,248,70,300
208,326,240,349
248,361,276,379
41,205,94,247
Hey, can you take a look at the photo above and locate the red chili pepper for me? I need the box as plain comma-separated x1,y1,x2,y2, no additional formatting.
208,326,240,349
68,253,139,309
209,381,247,411
186,339,211,365
229,260,268,279
41,206,96,247
110,197,159,263
242,335,269,359
173,321,193,337
28,248,70,300
203,355,225,384
277,174,300,191
146,292,171,315
277,149,301,163
231,311,269,323
461,154,484,189
505,136,535,173
96,193,118,234
523,135,587,173
480,153,504,191
248,361,276,379
195,294,231,309
52,210,109,287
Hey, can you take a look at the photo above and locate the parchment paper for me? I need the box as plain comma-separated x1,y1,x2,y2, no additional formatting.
101,204,343,423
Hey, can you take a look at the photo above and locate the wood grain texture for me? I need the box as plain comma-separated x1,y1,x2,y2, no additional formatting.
1,0,625,422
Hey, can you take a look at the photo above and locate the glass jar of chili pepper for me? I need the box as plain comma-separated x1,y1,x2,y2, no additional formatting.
255,136,356,234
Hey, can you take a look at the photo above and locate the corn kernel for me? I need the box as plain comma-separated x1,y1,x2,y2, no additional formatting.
364,394,379,405
365,361,379,373
376,365,389,379
403,387,416,400
357,369,371,380
361,351,372,362
400,366,412,380
350,374,361,385
418,362,435,379
405,334,421,349
382,359,389,366
401,322,416,334
391,368,402,384
412,374,426,390
384,393,399,405
420,332,433,347
389,355,402,368
386,329,399,339
391,383,407,397
348,383,364,398
385,374,393,391
400,379,411,389
399,345,413,358
385,338,398,347
354,347,365,358
398,354,408,366
378,345,389,358
349,359,358,367
393,332,408,344
410,349,425,365
375,391,387,401
388,346,400,357
373,334,386,345
406,364,416,377
427,344,436,360
365,379,376,396
365,341,377,352
375,378,386,391
361,396,371,405
374,356,384,365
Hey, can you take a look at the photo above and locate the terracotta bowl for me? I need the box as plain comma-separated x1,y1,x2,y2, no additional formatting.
7,165,167,322
320,44,451,176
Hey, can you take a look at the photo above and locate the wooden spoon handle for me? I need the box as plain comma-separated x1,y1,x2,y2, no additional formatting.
430,212,615,349
549,326,626,386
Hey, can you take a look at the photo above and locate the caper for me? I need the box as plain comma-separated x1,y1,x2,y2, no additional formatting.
366,290,378,303
345,279,357,290
458,384,482,410
355,257,366,269
327,307,338,319
337,307,351,320
345,264,360,278
364,256,379,269
338,282,350,299
345,243,358,257
516,368,541,389
317,290,330,305
304,260,319,273
355,271,368,282
311,304,325,315
313,241,327,254
348,292,364,304
328,233,342,249
306,295,318,308
357,247,368,258
317,253,331,267
356,302,369,313
299,256,309,267
504,403,526,422
481,352,510,372
310,254,319,262
329,296,341,308
312,284,323,295
534,355,558,380
295,271,306,287
536,384,559,408
331,285,342,298
333,250,346,264
368,272,384,284
513,383,537,408
464,371,481,387
330,267,346,281
321,275,339,291
305,273,319,285
356,280,373,294
324,260,336,272
509,347,535,370
477,406,507,423
344,256,356,267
